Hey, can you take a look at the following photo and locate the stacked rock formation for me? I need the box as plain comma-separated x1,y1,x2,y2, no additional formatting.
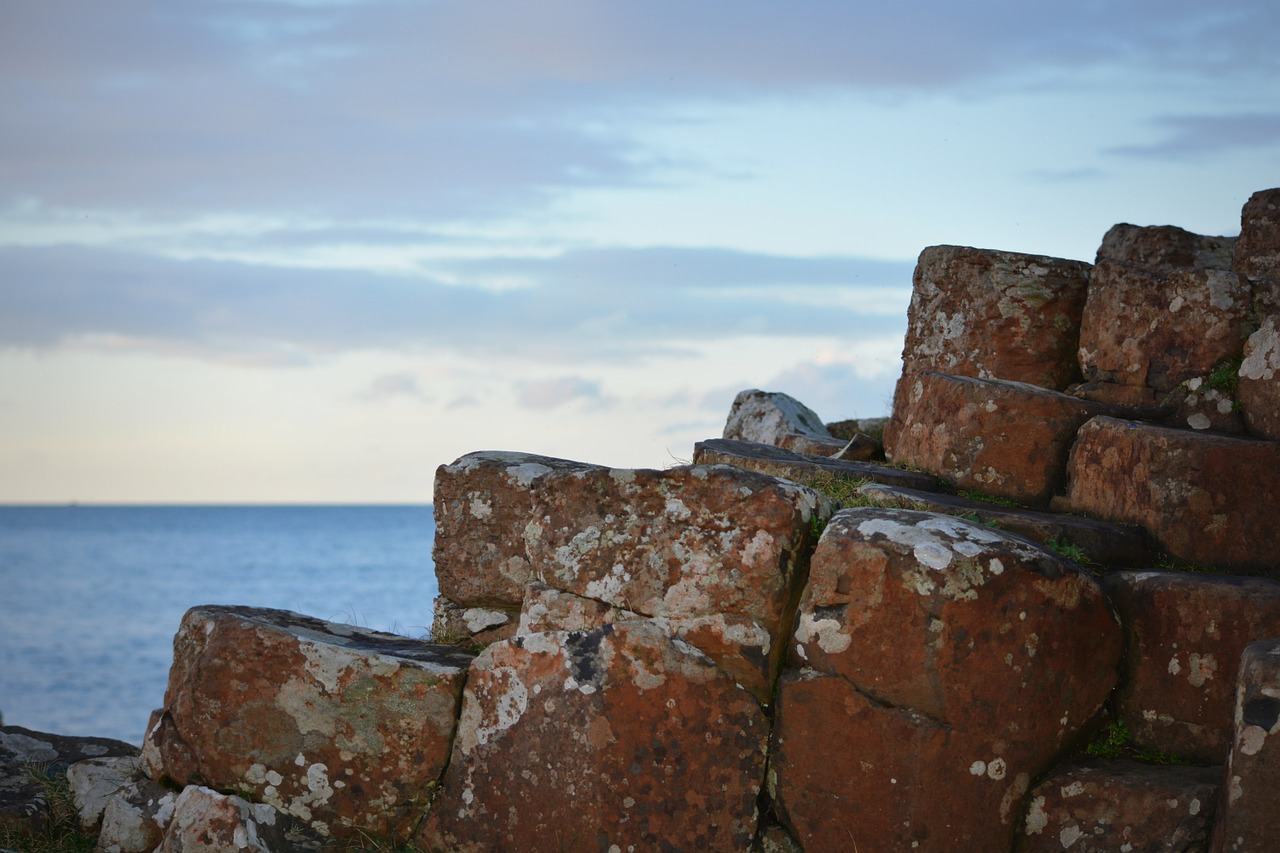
19,189,1280,852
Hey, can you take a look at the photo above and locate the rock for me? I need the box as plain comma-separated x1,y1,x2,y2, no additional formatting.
693,437,943,492
885,371,1115,505
0,725,137,831
1067,380,1175,411
1238,315,1280,440
417,621,769,852
66,755,142,830
756,823,803,853
156,786,290,853
141,605,474,840
826,416,888,445
1167,373,1244,434
432,451,832,699
1016,757,1219,853
855,483,1156,569
1210,637,1280,852
1233,188,1280,282
898,244,1092,390
97,777,177,853
1062,417,1280,572
774,508,1122,851
515,582,635,635
777,431,876,460
722,389,832,446
430,595,518,647
1096,222,1236,271
1078,259,1251,392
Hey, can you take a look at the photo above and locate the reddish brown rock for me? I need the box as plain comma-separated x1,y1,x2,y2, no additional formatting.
417,621,769,852
1104,571,1280,763
722,388,832,446
1210,637,1280,853
1097,222,1236,271
693,437,943,491
885,371,1112,504
899,244,1092,389
775,508,1121,851
141,606,474,841
1077,259,1250,392
1016,758,1218,853
1067,380,1174,411
1233,187,1280,282
778,431,875,460
1062,417,1280,572
1238,315,1280,440
156,786,289,853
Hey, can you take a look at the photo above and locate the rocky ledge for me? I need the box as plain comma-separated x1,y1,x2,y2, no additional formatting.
6,188,1280,852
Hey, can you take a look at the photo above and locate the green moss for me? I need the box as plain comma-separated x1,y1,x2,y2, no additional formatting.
955,488,1025,508
1083,719,1196,765
1203,355,1243,395
1047,539,1092,566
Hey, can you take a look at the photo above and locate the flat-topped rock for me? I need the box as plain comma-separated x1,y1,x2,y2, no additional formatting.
885,371,1119,505
1062,417,1280,573
1105,572,1280,763
1016,757,1219,853
1234,188,1280,283
693,437,943,492
856,483,1155,568
1096,222,1236,271
141,605,474,840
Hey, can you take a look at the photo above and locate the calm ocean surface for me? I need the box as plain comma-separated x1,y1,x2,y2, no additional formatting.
0,505,437,745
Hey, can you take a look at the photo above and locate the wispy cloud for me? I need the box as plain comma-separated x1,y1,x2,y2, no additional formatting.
515,376,603,410
1106,112,1280,160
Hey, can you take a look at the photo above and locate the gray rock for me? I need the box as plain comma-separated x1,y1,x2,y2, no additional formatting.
1,725,137,831
723,389,831,445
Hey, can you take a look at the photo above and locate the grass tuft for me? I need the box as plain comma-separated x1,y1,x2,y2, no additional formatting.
0,765,98,853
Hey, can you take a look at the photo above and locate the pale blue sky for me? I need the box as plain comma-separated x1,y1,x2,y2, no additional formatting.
2,0,1277,502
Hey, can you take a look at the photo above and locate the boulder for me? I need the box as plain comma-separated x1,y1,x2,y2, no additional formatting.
721,389,831,446
885,371,1114,505
432,451,833,698
1104,571,1280,762
67,755,143,831
692,437,943,492
1096,222,1236,271
0,726,137,831
96,778,177,853
898,244,1092,389
1238,315,1280,440
155,786,290,853
141,605,474,840
1210,637,1280,852
1077,260,1250,392
417,621,769,853
1016,758,1219,853
774,508,1122,851
1233,188,1280,282
1062,416,1280,572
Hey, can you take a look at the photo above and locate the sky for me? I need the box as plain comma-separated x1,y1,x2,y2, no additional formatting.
1,0,1277,504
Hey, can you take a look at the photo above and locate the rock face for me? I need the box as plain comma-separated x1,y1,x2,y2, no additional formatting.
417,621,769,853
722,388,832,446
141,605,473,840
693,437,943,492
1063,417,1280,572
155,786,288,853
1097,222,1236,271
0,726,138,831
1238,315,1280,440
772,508,1122,851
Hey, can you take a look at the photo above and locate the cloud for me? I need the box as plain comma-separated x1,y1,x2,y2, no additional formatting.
1106,112,1280,160
357,371,430,402
515,376,603,410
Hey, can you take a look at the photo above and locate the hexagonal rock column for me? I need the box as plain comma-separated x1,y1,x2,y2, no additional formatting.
1096,222,1236,271
1062,416,1280,572
1238,315,1280,440
772,508,1122,852
432,451,833,700
1103,571,1280,763
141,605,474,841
1234,187,1280,315
1015,758,1219,853
885,371,1114,505
1210,637,1280,853
898,245,1092,390
416,621,769,853
1077,259,1250,392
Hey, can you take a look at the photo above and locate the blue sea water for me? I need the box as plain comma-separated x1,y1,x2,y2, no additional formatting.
0,505,437,745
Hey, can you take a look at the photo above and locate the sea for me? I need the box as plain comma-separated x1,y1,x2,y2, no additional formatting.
0,505,437,746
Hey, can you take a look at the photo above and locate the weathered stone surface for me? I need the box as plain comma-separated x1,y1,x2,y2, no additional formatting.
856,483,1156,568
1097,222,1236,271
885,371,1113,504
1016,757,1219,853
778,431,875,460
693,437,943,492
1233,187,1280,282
1210,637,1280,853
430,595,518,647
1238,314,1280,440
141,605,473,840
775,508,1122,851
418,621,769,852
1063,417,1280,572
899,244,1092,389
67,755,142,830
1067,380,1176,412
826,416,888,445
97,777,177,853
156,786,289,853
722,388,831,446
1078,259,1251,392
1105,572,1280,763
0,726,137,831
1167,374,1244,434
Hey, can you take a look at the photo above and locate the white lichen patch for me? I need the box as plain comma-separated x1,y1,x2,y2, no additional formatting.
505,461,553,486
468,495,493,519
1239,724,1269,756
463,608,511,634
459,665,530,752
1024,795,1048,835
794,612,852,655
1187,653,1217,688
1241,321,1280,380
1059,824,1084,848
554,526,602,577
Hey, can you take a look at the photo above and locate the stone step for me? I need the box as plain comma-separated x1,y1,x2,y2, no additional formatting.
692,437,943,492
856,483,1155,568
